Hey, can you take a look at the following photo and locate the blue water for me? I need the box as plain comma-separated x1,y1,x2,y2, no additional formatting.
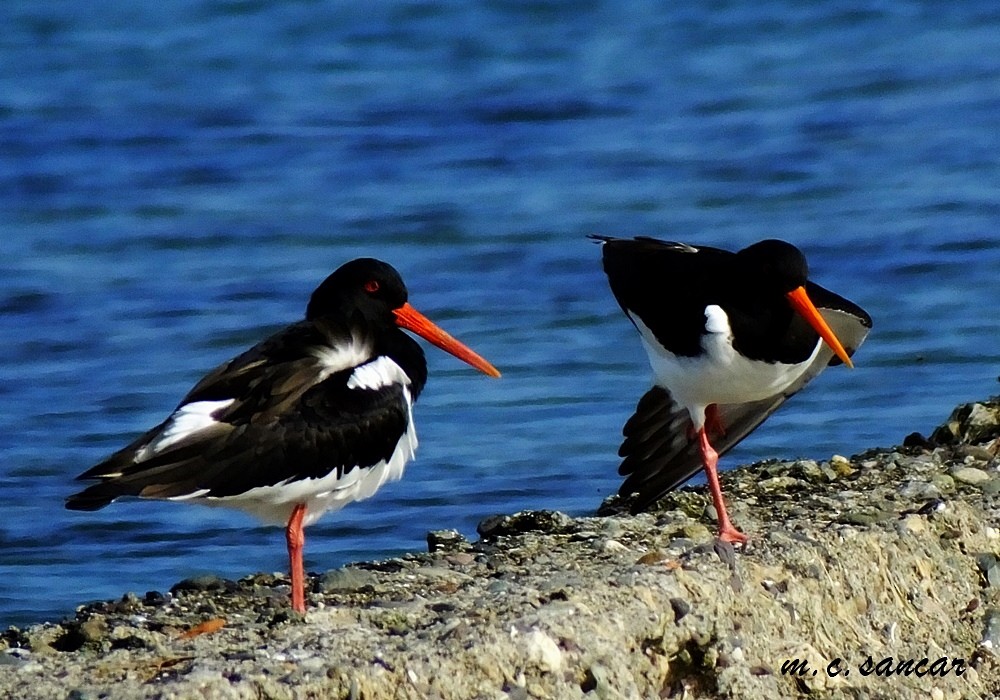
2,2,999,627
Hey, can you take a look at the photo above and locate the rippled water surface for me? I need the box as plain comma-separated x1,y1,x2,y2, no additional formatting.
2,2,999,626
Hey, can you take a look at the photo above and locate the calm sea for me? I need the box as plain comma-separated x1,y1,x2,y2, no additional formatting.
2,2,999,626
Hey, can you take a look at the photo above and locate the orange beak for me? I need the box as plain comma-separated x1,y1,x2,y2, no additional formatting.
785,286,854,368
393,302,501,378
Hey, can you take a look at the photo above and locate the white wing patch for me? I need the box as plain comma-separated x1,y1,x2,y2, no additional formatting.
135,399,235,462
347,355,411,391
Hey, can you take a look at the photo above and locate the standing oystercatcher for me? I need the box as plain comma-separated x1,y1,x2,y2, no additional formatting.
66,258,500,612
592,236,871,544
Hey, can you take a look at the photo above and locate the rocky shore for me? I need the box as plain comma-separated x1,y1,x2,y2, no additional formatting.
3,397,1000,699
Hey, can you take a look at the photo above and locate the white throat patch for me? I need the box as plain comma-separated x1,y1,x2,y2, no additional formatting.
311,333,374,380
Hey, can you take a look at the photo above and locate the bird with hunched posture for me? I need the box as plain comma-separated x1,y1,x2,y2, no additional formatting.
67,258,500,612
592,236,871,544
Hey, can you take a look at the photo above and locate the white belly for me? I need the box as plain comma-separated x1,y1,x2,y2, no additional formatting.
631,305,821,425
194,415,417,527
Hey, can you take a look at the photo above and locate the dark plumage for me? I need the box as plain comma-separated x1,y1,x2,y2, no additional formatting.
593,235,871,542
67,258,500,611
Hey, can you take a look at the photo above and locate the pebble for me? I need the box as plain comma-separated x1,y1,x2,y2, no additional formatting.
678,523,711,541
427,529,468,552
790,459,824,481
521,628,562,673
840,512,879,526
669,598,691,622
636,550,669,565
933,402,1000,444
171,575,236,593
897,479,941,501
143,590,170,606
600,519,626,538
951,467,991,485
897,514,926,535
487,580,512,595
317,568,376,593
979,479,1000,497
599,539,629,553
758,476,800,492
965,403,1000,442
477,510,575,539
445,552,477,566
931,474,956,492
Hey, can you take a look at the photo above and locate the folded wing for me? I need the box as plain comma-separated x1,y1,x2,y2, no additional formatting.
66,323,412,511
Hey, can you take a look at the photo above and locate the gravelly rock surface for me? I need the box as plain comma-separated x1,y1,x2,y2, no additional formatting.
3,398,1000,699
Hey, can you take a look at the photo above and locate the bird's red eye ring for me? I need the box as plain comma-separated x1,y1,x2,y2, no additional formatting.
364,279,380,293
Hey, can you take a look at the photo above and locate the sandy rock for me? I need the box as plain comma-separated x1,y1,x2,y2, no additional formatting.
3,397,1000,698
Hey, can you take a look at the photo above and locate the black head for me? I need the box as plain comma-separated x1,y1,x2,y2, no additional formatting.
306,258,408,322
734,239,810,294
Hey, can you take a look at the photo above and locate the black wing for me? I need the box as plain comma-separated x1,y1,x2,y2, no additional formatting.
66,322,411,510
618,298,872,512
591,235,732,358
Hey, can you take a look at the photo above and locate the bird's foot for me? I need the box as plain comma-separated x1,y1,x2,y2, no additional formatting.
716,524,748,546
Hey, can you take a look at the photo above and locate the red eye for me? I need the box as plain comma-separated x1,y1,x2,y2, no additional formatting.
364,279,380,293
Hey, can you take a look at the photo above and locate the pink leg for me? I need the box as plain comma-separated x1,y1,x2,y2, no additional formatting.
286,503,308,613
697,427,747,545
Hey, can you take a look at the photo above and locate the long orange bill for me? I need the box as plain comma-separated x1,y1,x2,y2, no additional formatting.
785,286,854,368
393,302,501,378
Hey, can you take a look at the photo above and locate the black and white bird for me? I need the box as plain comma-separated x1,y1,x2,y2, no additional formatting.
592,236,871,544
66,258,500,612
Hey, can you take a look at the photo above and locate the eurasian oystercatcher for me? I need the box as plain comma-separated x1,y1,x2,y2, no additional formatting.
66,258,500,612
592,236,871,544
